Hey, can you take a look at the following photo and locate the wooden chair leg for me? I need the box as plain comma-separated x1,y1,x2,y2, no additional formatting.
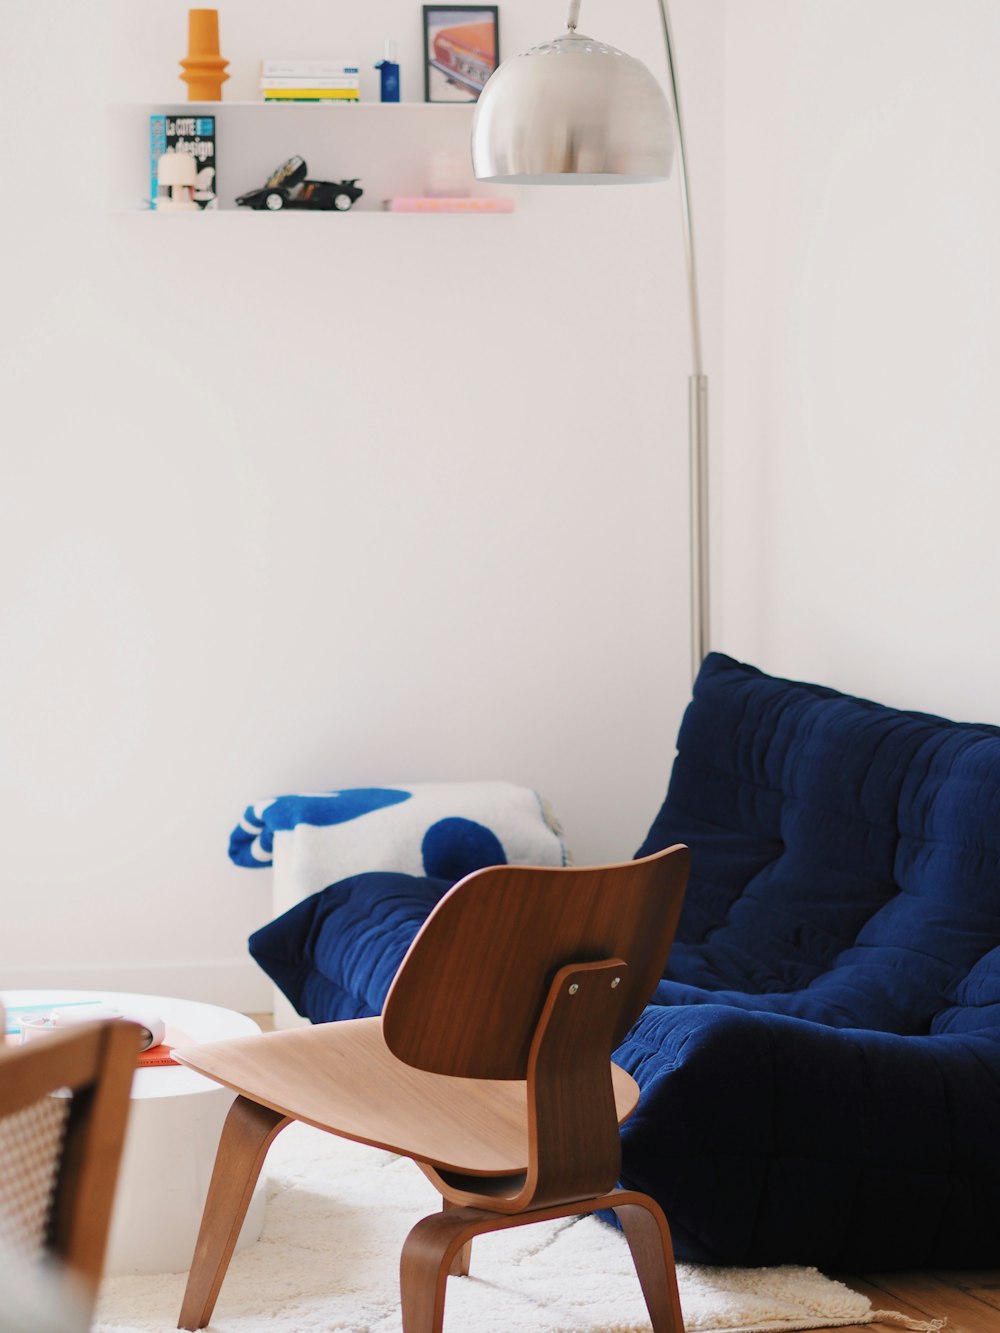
400,1209,483,1333
613,1195,685,1333
177,1097,290,1332
442,1199,472,1276
402,1193,684,1332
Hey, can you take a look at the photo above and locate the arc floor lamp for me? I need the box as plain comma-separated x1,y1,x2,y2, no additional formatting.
472,0,709,678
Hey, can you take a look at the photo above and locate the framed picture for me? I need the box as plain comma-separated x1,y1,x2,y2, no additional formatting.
423,6,500,103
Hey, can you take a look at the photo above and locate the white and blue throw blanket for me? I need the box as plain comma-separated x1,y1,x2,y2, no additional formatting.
230,781,570,885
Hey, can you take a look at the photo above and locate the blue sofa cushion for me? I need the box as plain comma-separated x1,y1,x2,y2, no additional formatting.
637,654,1000,1030
616,1004,1000,1268
249,872,453,1021
248,653,1000,1268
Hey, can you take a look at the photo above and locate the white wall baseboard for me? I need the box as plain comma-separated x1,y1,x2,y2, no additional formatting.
0,960,272,1014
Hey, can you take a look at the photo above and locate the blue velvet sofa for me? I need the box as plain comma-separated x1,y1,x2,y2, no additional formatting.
249,653,1000,1270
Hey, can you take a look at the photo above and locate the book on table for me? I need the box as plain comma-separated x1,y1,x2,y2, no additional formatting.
3,1000,192,1067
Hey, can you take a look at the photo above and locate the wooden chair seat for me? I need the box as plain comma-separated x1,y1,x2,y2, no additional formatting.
176,1017,640,1179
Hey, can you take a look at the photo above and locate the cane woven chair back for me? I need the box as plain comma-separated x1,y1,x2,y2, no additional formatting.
0,1018,139,1323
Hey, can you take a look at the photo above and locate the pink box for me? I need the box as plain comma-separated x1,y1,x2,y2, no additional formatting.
383,196,515,213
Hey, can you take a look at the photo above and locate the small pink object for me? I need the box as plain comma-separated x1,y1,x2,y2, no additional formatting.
382,196,515,213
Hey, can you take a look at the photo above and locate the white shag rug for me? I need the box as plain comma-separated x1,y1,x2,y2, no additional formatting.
95,1123,889,1333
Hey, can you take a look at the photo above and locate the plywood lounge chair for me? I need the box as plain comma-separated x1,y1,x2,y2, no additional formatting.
175,845,690,1333
0,1018,140,1326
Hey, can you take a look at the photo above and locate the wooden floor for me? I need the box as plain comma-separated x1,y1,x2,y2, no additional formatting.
245,1017,997,1332
832,1273,1000,1332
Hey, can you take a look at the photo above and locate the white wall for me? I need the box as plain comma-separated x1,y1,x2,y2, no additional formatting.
719,1,1000,723
20,0,993,1012
0,1,724,1007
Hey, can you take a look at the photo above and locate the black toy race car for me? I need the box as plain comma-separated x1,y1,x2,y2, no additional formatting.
236,157,363,211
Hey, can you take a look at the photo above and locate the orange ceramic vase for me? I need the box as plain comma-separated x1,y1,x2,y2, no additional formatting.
180,9,229,101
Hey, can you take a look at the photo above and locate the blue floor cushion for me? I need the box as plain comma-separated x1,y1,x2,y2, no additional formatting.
249,653,1000,1269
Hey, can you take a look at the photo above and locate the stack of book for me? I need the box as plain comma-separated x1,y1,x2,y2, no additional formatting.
260,59,361,102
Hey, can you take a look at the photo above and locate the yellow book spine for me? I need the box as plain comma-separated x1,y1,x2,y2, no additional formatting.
263,89,360,100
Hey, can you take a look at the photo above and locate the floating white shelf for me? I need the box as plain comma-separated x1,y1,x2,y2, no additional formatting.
108,98,511,215
112,100,475,109
112,207,513,217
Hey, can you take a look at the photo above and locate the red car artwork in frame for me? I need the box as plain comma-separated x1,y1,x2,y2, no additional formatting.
423,6,499,102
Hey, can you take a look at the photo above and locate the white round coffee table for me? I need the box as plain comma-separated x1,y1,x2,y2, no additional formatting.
2,990,267,1276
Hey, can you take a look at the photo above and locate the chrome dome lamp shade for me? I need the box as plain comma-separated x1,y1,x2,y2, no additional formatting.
471,0,711,678
471,31,674,184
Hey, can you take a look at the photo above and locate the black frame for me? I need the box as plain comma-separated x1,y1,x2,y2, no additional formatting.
422,5,500,104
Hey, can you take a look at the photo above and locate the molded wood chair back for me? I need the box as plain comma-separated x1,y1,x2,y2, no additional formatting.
382,848,691,1080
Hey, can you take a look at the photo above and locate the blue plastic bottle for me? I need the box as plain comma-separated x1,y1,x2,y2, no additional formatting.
376,40,400,103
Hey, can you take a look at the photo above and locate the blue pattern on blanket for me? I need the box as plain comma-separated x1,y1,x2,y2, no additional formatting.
229,788,411,866
421,818,507,880
230,781,568,886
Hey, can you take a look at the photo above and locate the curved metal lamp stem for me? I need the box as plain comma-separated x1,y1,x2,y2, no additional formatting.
478,1,710,677
654,0,710,677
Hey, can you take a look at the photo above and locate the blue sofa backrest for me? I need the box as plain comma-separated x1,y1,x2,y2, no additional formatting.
638,653,1000,1039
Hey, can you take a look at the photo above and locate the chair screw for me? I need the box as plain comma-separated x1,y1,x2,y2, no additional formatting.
568,983,579,994
611,977,621,988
